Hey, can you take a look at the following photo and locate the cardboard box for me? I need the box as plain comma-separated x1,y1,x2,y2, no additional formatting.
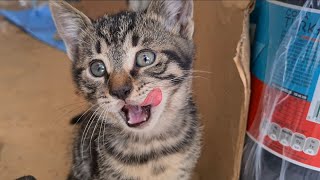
0,1,252,179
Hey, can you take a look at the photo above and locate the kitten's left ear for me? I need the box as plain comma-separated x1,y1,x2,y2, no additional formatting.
49,1,92,61
147,0,194,40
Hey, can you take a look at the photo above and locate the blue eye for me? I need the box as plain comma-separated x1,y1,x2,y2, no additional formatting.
90,60,106,77
136,50,156,67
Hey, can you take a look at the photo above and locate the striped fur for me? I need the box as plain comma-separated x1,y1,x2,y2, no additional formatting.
50,1,201,179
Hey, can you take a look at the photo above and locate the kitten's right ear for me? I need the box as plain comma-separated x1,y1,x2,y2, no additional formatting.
146,0,194,40
49,1,92,61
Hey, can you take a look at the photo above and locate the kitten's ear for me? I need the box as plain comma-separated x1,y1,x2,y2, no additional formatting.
49,1,92,61
147,0,194,40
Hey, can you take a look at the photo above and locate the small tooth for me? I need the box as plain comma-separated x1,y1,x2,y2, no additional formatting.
128,120,134,124
143,117,147,121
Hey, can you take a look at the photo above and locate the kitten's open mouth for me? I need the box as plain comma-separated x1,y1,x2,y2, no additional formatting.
120,88,162,128
121,105,152,127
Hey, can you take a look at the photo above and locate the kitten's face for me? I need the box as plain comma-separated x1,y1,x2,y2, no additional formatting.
50,0,194,132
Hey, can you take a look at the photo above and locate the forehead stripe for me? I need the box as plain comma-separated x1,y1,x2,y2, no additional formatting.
132,33,140,47
95,41,101,54
95,11,137,45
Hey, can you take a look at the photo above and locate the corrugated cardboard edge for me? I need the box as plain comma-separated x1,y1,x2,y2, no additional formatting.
231,8,251,180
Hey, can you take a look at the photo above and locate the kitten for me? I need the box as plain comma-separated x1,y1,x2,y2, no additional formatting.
50,0,201,179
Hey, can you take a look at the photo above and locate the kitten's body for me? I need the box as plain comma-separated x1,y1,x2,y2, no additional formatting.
50,1,201,180
70,99,200,180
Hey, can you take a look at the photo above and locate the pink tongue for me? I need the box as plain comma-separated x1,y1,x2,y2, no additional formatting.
126,105,147,125
126,88,162,125
140,88,162,107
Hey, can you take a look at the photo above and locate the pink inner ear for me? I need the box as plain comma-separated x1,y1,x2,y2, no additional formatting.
140,88,162,107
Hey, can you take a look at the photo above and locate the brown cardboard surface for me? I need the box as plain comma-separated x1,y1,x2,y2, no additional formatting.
193,1,250,180
0,19,81,179
0,1,250,179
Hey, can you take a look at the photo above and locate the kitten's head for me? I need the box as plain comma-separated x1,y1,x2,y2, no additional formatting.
50,0,195,133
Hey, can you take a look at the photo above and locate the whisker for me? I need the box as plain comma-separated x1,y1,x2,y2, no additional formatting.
80,106,101,159
73,104,98,125
55,103,88,124
190,69,212,74
179,69,212,74
91,107,107,156
193,75,211,81
55,101,88,111
144,74,210,88
102,111,109,151
97,113,103,152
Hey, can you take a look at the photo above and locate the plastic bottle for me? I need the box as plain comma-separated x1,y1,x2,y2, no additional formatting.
241,0,320,179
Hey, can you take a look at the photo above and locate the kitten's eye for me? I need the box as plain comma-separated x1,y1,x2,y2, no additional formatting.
136,50,156,67
90,60,106,77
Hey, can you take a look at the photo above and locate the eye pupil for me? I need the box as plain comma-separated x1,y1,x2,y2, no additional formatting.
144,55,150,64
136,50,155,67
98,65,104,72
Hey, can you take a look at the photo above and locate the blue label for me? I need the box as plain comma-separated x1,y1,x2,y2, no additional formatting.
251,0,320,102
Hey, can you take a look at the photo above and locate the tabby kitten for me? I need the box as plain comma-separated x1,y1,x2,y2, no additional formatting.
50,0,201,179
